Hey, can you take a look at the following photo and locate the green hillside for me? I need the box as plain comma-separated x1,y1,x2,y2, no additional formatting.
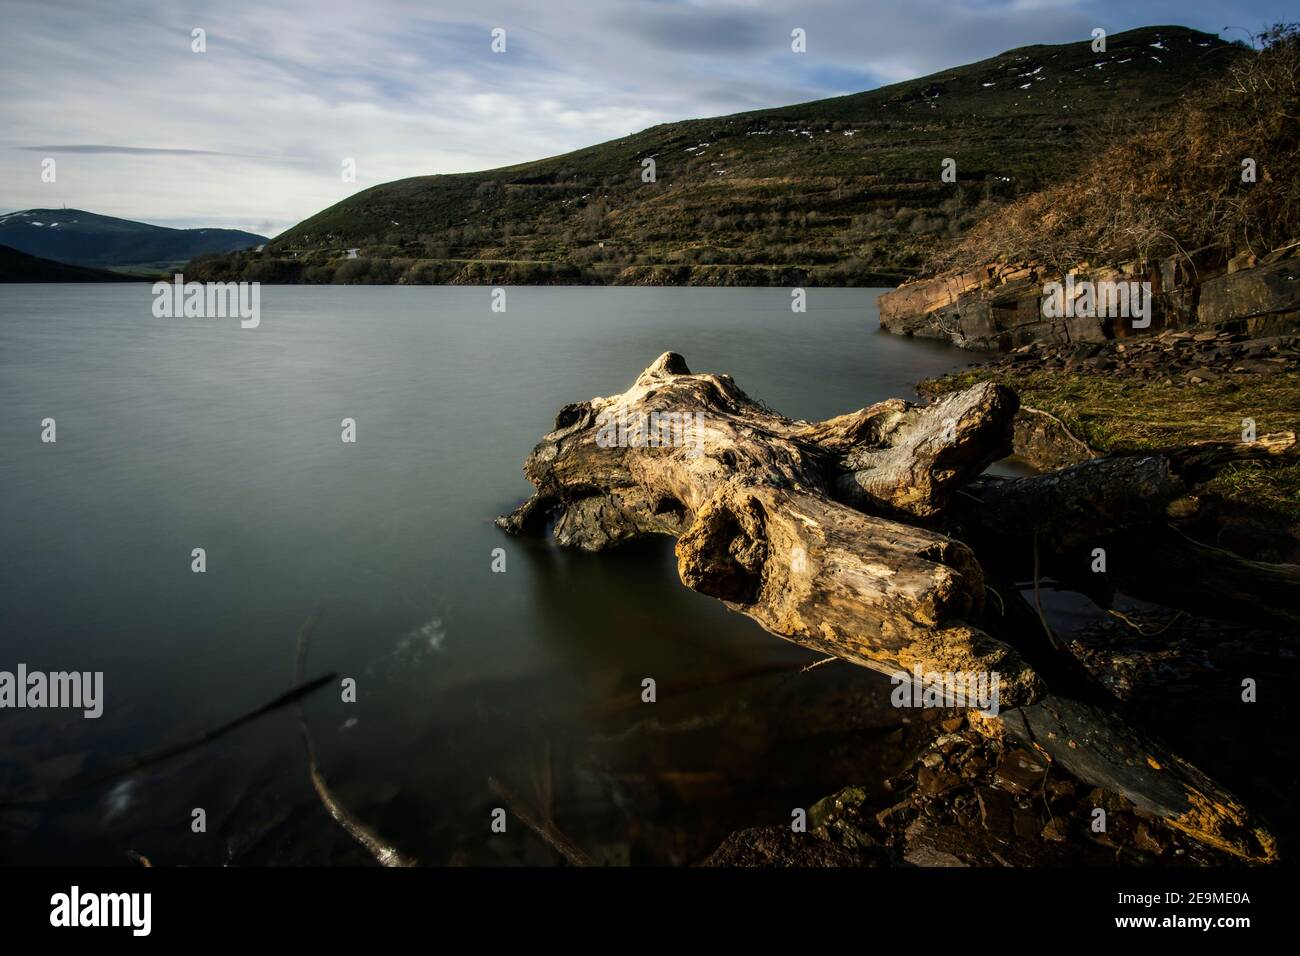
191,26,1242,286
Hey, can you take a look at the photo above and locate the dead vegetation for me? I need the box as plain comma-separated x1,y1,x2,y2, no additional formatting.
927,24,1300,276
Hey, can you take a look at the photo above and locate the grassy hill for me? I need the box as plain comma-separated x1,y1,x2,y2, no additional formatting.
0,209,265,272
0,243,143,282
190,25,1242,286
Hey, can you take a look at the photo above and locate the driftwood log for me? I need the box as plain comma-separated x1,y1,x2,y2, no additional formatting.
957,448,1300,631
498,352,1296,862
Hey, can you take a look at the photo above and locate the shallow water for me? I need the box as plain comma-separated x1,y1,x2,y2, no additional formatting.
0,285,987,865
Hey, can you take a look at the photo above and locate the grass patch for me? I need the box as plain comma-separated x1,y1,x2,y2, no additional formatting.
920,368,1300,516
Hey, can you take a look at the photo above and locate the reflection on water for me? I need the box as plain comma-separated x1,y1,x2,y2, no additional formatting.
0,285,986,865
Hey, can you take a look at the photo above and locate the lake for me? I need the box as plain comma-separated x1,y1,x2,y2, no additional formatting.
0,285,985,865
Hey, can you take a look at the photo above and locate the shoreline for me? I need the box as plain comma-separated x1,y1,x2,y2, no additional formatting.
710,330,1300,867
746,328,1300,867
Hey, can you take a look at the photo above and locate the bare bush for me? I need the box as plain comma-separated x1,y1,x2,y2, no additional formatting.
926,24,1300,276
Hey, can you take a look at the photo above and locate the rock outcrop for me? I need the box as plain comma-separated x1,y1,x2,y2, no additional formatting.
878,241,1300,351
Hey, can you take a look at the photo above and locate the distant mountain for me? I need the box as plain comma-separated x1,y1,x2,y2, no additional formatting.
0,243,142,282
0,209,266,271
190,25,1242,287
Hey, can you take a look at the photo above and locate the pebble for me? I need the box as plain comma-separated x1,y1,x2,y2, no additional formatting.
993,748,1047,796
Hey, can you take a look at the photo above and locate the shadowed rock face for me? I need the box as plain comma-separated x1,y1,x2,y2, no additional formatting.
499,352,1289,862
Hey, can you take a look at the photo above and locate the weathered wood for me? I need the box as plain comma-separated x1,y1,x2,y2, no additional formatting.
498,353,1280,861
962,433,1296,543
999,697,1277,862
488,775,594,867
295,612,416,867
957,436,1300,629
829,382,1018,517
498,352,1043,705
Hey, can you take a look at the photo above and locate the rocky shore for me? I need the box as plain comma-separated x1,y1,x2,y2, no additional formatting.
998,329,1300,385
706,598,1300,867
705,710,1252,867
713,316,1298,868
878,242,1300,352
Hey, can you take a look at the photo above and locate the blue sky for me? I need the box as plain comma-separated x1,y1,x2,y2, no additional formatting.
0,0,1292,237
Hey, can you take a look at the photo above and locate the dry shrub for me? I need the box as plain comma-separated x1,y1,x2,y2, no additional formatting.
927,24,1300,276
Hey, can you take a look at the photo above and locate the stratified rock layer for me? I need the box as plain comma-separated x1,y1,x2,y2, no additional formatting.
878,241,1300,351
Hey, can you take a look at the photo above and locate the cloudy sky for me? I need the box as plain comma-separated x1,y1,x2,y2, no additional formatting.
0,0,1291,238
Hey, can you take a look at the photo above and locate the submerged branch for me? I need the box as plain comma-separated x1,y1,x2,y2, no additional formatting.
488,775,593,867
294,610,416,867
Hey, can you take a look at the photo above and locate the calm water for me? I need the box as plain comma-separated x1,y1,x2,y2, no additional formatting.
0,285,982,865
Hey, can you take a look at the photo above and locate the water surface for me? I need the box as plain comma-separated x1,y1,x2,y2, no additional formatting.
0,285,982,865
